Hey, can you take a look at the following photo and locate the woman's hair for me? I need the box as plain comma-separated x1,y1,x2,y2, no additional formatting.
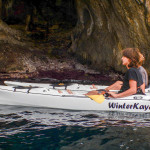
122,48,141,68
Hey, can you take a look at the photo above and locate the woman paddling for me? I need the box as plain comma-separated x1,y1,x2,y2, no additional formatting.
108,48,145,98
105,49,148,92
86,48,145,98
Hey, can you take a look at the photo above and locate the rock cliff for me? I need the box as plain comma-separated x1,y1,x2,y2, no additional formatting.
70,0,150,74
1,0,150,80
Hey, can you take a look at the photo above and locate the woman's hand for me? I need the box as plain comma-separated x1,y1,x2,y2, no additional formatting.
85,90,99,95
108,92,118,98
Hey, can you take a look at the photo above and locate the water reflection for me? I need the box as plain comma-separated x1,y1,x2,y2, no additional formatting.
0,105,150,131
0,105,150,149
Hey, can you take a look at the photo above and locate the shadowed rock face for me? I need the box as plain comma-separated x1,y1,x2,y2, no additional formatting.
1,0,150,79
70,0,150,73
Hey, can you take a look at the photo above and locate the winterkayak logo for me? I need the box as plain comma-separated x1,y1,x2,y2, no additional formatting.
108,102,150,111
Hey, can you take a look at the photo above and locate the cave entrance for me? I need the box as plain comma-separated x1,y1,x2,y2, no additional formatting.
1,0,78,58
1,0,77,39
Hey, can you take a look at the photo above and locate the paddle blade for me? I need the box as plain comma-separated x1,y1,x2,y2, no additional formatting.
87,95,105,104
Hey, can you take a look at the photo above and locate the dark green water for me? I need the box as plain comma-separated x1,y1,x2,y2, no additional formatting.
0,105,150,150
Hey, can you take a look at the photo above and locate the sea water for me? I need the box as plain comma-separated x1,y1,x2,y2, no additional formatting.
0,105,150,150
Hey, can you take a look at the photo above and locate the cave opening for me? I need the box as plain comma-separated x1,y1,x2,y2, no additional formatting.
1,0,78,59
1,0,77,40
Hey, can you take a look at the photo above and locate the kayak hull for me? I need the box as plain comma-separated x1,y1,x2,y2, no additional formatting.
0,84,150,113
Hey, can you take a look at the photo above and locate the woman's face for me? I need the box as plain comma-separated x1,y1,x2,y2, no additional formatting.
121,56,131,67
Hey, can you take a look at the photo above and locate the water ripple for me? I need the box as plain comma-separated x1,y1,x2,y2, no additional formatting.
0,105,150,134
0,105,150,149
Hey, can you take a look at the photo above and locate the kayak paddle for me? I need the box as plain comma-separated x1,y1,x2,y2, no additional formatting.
87,94,105,104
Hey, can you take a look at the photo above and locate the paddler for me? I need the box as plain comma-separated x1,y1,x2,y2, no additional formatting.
86,48,145,98
105,49,148,92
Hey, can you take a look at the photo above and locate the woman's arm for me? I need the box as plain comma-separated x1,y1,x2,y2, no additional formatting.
105,81,123,91
108,80,137,98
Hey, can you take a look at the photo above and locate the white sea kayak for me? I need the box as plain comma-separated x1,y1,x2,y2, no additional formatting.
1,81,150,113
